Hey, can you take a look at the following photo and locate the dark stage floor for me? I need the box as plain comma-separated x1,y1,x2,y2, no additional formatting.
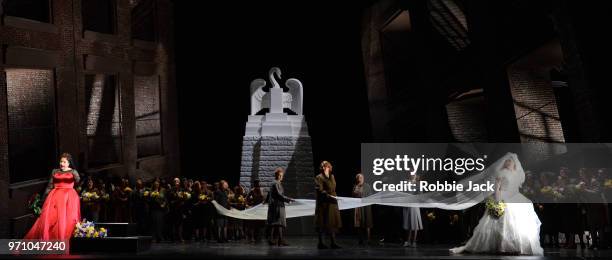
13,237,610,259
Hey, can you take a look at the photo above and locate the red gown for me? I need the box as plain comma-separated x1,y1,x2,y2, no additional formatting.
24,170,81,241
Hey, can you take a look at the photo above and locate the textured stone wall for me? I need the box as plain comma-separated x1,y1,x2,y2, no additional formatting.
507,67,565,144
239,136,314,198
446,95,488,142
507,67,566,161
0,0,178,237
0,70,9,237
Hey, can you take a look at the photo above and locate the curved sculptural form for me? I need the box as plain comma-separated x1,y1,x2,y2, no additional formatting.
245,67,307,137
250,67,303,116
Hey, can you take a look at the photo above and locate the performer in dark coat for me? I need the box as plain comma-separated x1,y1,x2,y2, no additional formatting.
246,179,266,243
149,180,168,243
132,178,149,235
353,173,373,245
315,161,342,249
267,168,294,246
214,180,230,243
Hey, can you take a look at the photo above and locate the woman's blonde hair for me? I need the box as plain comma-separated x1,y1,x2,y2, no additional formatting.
320,160,333,172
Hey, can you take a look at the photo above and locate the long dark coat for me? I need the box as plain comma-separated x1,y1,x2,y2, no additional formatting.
315,173,342,231
267,180,292,227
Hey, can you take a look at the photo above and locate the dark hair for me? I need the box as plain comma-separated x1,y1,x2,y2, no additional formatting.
60,153,76,169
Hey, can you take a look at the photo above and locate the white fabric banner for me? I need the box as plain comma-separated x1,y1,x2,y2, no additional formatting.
212,152,525,220
211,196,368,220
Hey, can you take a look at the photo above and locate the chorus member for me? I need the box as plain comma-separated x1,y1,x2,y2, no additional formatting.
214,180,231,243
246,179,266,243
353,173,373,245
402,174,423,247
315,161,342,249
112,177,131,222
81,178,101,222
169,177,187,243
267,168,294,246
149,180,167,243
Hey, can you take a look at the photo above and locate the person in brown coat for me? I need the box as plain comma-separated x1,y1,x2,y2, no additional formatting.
315,161,342,249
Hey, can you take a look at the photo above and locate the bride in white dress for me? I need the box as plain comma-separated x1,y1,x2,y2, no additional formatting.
450,153,544,255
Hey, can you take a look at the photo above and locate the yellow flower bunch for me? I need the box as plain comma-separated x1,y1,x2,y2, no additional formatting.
199,194,209,201
179,191,191,200
74,219,107,238
124,187,133,193
426,211,436,221
540,185,552,194
485,198,506,218
551,190,564,200
85,226,95,238
150,191,160,198
82,191,100,202
605,179,612,189
143,191,150,197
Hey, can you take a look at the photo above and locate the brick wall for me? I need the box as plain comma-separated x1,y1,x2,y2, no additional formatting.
507,66,566,162
239,136,314,198
5,69,56,183
507,67,565,144
446,95,488,142
0,71,10,237
0,0,177,237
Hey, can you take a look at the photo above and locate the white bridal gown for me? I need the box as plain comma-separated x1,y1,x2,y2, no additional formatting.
450,167,544,255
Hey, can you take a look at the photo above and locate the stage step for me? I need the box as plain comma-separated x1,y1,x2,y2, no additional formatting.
94,222,138,237
71,236,152,253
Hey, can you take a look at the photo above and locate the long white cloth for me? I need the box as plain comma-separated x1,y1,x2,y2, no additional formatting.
211,192,478,220
213,152,524,220
212,196,367,220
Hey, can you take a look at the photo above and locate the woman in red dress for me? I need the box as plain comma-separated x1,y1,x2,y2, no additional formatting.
24,153,81,241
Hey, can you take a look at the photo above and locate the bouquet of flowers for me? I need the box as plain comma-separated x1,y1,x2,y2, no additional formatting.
604,179,612,189
143,190,150,197
426,211,436,221
551,187,565,201
485,198,506,218
574,181,586,191
27,193,42,217
101,193,110,201
198,193,209,202
148,190,167,208
73,219,108,238
540,185,553,194
178,191,191,200
124,187,133,193
81,191,100,202
150,191,160,199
